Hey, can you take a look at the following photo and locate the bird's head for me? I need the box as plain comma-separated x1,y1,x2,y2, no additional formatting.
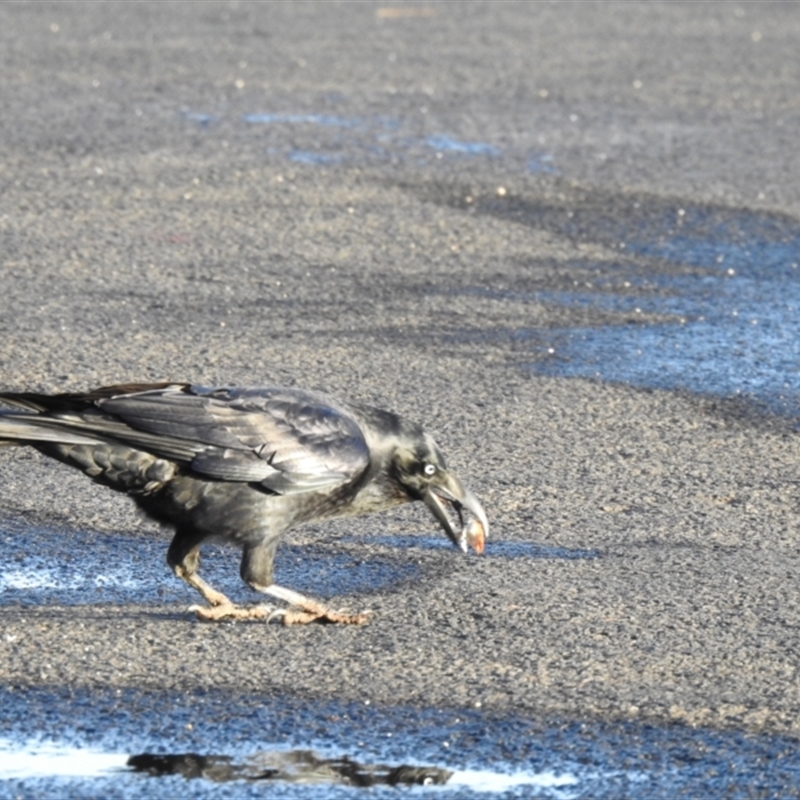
390,433,488,554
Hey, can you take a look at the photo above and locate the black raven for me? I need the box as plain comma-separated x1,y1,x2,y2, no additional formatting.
0,383,487,624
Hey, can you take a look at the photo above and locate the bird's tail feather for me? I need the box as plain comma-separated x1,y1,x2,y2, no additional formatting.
0,414,104,446
0,409,200,462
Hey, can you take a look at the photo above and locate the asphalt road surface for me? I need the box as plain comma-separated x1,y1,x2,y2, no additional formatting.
2,2,800,793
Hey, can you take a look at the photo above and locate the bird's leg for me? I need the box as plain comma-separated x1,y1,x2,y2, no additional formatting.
179,570,232,611
242,542,370,625
166,537,279,622
167,532,233,611
166,537,370,624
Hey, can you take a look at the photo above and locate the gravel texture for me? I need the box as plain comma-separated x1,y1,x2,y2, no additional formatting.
2,1,800,739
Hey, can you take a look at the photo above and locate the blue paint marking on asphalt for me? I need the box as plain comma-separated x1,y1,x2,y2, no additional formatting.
183,109,518,169
425,134,501,156
288,150,342,165
182,112,217,127
243,113,359,127
527,153,558,174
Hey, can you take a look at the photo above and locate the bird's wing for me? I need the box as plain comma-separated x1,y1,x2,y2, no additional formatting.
96,385,370,495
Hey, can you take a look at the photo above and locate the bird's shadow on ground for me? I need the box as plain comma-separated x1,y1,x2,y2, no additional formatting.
348,533,600,561
0,515,599,612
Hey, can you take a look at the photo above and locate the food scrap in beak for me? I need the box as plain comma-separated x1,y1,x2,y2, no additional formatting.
421,476,488,555
465,518,485,554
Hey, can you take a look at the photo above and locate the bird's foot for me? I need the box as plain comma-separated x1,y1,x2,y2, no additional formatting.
202,588,233,607
189,602,277,621
189,601,369,625
189,580,373,625
255,583,372,625
174,566,232,608
277,605,372,626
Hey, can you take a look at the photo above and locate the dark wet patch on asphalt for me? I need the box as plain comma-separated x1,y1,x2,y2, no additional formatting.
125,750,453,788
422,185,800,420
2,685,800,798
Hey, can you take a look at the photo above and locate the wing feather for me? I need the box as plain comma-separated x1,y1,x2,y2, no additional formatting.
95,385,370,494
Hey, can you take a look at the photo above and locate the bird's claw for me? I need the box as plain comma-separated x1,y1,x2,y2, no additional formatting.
267,606,288,624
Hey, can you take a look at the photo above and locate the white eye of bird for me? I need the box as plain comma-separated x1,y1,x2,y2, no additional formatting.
423,463,436,476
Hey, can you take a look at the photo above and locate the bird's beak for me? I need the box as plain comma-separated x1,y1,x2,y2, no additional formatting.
422,473,489,554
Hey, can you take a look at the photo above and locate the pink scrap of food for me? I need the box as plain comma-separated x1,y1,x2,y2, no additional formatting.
465,518,485,554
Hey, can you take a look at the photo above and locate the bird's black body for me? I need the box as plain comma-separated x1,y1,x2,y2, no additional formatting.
0,383,487,623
